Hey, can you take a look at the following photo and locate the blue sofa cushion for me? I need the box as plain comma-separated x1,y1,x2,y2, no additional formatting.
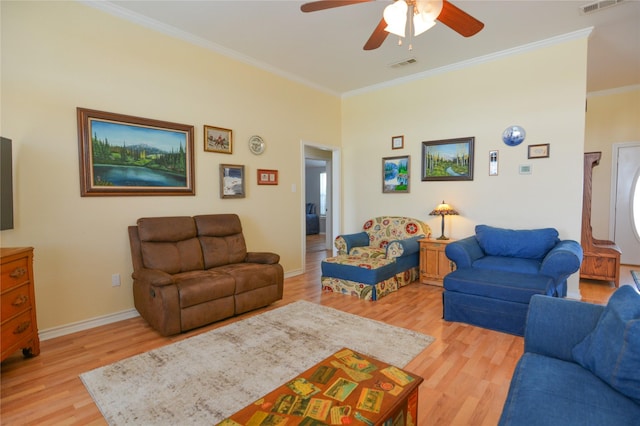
472,256,541,275
499,353,640,426
475,225,559,259
444,268,554,303
572,286,640,404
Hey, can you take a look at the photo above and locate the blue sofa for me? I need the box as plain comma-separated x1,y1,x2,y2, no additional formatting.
499,287,640,425
443,225,583,335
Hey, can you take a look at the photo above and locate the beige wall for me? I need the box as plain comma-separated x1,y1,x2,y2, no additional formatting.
2,2,596,333
1,2,341,330
342,37,589,297
585,87,640,238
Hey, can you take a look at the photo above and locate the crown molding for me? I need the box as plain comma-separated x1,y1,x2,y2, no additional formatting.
79,0,340,97
343,27,594,98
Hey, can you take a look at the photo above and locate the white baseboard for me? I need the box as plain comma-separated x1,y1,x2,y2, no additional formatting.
566,290,582,301
40,272,304,341
284,269,303,278
39,308,140,341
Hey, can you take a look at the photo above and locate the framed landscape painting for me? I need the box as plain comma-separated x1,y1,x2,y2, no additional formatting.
382,155,410,193
421,137,474,181
77,108,195,196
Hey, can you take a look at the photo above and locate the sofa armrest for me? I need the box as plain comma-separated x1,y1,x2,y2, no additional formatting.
132,268,175,287
525,294,604,362
334,232,370,255
386,235,424,259
540,240,583,280
445,236,484,268
246,252,280,264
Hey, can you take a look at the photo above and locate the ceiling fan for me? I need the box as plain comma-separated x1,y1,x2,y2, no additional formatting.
300,0,484,50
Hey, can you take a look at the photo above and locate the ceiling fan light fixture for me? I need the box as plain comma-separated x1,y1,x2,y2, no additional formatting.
416,0,444,21
383,0,408,37
413,12,436,36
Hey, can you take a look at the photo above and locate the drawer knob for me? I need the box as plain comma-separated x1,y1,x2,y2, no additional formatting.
13,321,31,335
12,295,29,307
9,267,26,279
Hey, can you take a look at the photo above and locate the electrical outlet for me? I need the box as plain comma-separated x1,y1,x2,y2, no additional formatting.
111,273,121,287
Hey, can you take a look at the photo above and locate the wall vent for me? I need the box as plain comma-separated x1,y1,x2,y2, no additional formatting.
389,58,417,69
580,0,624,14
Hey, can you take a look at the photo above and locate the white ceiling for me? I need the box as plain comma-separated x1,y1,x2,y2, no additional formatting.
91,0,640,95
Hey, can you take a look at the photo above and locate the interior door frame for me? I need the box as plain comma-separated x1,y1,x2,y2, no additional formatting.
301,140,341,272
609,141,640,246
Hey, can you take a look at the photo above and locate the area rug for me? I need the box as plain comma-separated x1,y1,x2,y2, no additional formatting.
80,300,434,425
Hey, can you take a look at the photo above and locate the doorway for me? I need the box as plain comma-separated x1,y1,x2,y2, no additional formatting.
302,142,340,271
611,142,640,265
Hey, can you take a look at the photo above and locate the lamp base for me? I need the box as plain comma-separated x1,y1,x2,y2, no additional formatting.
436,235,449,240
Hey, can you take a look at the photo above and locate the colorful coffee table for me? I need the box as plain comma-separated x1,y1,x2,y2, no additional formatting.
217,348,423,425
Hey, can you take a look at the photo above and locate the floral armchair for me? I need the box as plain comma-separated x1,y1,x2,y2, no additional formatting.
335,216,431,260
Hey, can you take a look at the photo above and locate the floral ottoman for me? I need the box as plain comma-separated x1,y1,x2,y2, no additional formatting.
320,255,401,301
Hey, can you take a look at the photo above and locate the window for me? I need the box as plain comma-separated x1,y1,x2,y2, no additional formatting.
319,172,326,216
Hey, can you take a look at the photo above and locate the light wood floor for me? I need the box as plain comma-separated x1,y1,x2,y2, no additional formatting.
1,236,636,425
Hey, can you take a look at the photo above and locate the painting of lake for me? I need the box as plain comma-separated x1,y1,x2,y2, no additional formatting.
90,119,189,188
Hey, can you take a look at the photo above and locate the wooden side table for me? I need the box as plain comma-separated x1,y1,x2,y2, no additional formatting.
1,247,40,361
419,238,455,287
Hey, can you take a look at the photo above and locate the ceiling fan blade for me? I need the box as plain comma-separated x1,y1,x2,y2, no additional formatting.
437,0,484,37
301,0,373,13
363,17,389,51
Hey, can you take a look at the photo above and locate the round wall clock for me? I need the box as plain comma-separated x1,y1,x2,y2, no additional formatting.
502,125,526,146
248,135,265,155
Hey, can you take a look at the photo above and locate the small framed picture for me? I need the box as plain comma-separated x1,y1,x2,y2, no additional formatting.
219,164,245,198
391,135,404,150
204,125,232,154
382,155,410,193
257,169,278,185
528,143,550,159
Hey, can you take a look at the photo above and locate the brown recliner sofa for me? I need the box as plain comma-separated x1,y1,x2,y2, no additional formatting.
128,213,284,336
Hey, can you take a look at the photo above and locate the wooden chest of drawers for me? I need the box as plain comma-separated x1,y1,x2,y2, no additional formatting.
1,247,40,361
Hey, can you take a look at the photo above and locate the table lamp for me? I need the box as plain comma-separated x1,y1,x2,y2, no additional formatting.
429,200,459,240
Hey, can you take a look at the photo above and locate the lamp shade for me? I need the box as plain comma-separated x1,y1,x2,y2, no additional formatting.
429,201,459,216
429,200,458,240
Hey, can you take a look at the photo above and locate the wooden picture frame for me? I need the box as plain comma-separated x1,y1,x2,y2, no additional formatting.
204,125,232,154
391,135,404,150
421,137,474,181
528,143,550,159
382,155,410,193
257,169,278,185
77,107,194,196
219,164,245,198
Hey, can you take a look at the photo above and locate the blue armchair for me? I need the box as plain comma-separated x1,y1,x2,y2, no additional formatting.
499,287,640,425
443,225,583,335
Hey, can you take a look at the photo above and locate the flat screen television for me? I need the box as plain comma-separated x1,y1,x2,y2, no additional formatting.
1,137,14,230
